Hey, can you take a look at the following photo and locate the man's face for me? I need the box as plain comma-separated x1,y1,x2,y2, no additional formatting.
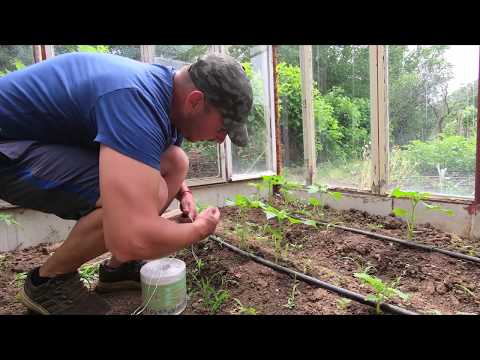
182,91,228,144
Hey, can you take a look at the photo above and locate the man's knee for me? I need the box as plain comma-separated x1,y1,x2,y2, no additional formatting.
161,145,189,177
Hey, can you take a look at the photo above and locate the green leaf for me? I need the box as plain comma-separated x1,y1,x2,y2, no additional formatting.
309,197,322,207
307,185,320,194
392,208,408,218
14,59,25,70
328,191,342,200
264,210,277,220
287,217,303,224
424,203,455,216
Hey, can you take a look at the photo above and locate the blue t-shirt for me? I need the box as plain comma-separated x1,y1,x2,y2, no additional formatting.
0,52,182,170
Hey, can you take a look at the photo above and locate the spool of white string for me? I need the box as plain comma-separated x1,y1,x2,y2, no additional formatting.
139,258,187,315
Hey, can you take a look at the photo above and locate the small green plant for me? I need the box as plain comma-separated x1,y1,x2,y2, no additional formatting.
390,187,454,241
226,194,266,221
13,272,27,287
250,175,302,204
231,298,258,315
78,263,99,289
306,183,342,218
336,298,352,311
284,275,299,309
261,204,316,262
195,274,230,314
353,270,409,315
0,213,19,226
233,223,252,249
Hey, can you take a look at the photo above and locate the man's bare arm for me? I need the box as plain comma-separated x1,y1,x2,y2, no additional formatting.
99,145,219,262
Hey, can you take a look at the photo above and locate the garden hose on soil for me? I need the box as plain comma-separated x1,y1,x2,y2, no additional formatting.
209,235,419,315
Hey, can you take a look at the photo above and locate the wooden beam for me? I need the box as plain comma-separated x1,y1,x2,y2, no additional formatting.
299,45,316,185
140,45,155,63
369,45,389,194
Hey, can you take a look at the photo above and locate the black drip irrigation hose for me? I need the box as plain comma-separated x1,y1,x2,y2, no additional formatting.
309,218,480,265
209,235,418,315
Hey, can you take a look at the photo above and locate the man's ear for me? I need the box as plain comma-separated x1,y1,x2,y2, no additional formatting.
186,90,205,113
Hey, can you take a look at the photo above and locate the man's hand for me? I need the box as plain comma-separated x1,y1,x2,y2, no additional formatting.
193,207,221,239
179,191,198,220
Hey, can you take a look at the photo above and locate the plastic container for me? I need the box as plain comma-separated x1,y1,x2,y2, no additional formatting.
140,258,187,315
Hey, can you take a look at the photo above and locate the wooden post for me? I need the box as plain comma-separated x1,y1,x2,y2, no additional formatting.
369,45,389,194
140,45,155,63
299,45,316,185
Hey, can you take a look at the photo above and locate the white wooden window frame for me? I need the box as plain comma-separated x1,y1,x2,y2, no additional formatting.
298,45,474,203
221,45,277,182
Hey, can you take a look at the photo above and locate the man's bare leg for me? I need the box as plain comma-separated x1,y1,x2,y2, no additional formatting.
40,145,189,275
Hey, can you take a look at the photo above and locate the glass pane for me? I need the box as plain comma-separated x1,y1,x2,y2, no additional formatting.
387,45,478,197
0,45,35,76
228,45,273,176
154,45,221,179
54,45,141,60
277,45,305,183
312,45,371,189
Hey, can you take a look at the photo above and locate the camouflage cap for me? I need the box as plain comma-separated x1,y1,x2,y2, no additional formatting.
188,53,253,147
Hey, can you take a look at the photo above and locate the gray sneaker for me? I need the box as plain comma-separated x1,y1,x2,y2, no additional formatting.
18,267,111,315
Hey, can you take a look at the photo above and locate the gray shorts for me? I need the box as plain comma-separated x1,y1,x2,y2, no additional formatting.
0,140,100,220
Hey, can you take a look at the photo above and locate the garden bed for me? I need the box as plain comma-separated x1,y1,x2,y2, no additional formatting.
1,199,479,315
215,200,480,315
0,237,373,315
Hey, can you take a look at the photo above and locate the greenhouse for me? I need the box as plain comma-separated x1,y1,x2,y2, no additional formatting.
0,44,479,315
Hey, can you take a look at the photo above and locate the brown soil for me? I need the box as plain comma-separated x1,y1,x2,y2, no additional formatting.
307,203,480,257
217,204,480,315
0,238,372,315
2,200,479,315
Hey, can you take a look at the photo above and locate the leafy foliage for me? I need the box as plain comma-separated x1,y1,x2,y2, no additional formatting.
354,270,409,314
390,187,454,240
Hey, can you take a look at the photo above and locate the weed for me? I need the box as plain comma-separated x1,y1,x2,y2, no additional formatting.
454,283,475,298
336,298,352,311
13,272,27,287
302,258,313,274
284,275,299,309
390,187,454,241
353,270,409,314
78,263,99,289
195,273,230,314
233,223,252,249
231,298,258,315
